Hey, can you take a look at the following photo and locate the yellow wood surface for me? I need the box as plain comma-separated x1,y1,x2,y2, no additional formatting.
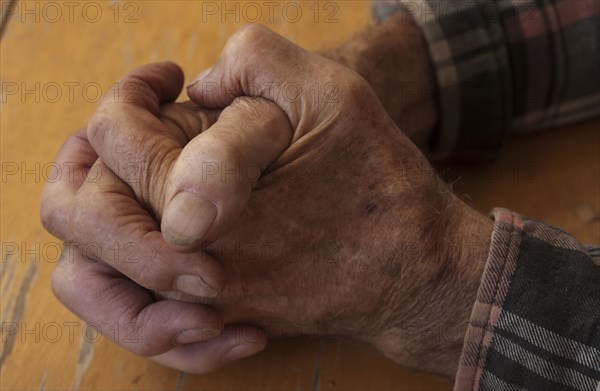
1,1,598,390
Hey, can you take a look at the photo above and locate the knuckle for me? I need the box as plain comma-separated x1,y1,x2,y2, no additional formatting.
87,111,114,150
68,191,104,246
330,70,381,118
40,197,61,236
224,24,275,62
341,71,373,102
228,24,268,49
50,248,76,305
62,129,89,152
40,131,91,237
67,197,87,240
50,266,65,303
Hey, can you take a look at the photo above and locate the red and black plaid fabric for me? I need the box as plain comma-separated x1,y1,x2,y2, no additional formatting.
374,0,600,161
456,209,600,390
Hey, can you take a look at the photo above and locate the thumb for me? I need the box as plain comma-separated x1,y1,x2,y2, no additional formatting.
161,96,292,249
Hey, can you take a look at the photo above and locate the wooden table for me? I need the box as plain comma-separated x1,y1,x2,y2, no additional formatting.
1,1,598,390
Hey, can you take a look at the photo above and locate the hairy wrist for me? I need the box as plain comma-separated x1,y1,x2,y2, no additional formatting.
322,12,437,146
369,178,492,378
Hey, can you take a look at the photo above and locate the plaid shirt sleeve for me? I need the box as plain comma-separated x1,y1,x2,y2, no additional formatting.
453,208,600,390
373,0,600,161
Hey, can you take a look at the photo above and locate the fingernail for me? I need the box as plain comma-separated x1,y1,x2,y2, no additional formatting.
175,274,219,298
177,325,222,344
224,343,264,362
187,67,213,88
162,192,217,247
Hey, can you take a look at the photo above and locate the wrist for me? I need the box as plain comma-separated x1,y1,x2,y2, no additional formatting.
370,183,492,378
439,195,493,374
322,12,437,146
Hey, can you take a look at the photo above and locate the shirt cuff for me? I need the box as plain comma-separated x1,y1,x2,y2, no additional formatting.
454,208,523,390
454,208,600,390
373,0,513,161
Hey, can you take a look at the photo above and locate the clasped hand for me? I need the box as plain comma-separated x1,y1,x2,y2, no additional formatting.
41,25,492,377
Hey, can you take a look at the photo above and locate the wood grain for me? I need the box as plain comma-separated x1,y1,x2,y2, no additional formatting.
1,1,597,390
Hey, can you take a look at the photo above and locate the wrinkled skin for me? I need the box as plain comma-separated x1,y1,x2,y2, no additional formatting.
41,25,492,376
